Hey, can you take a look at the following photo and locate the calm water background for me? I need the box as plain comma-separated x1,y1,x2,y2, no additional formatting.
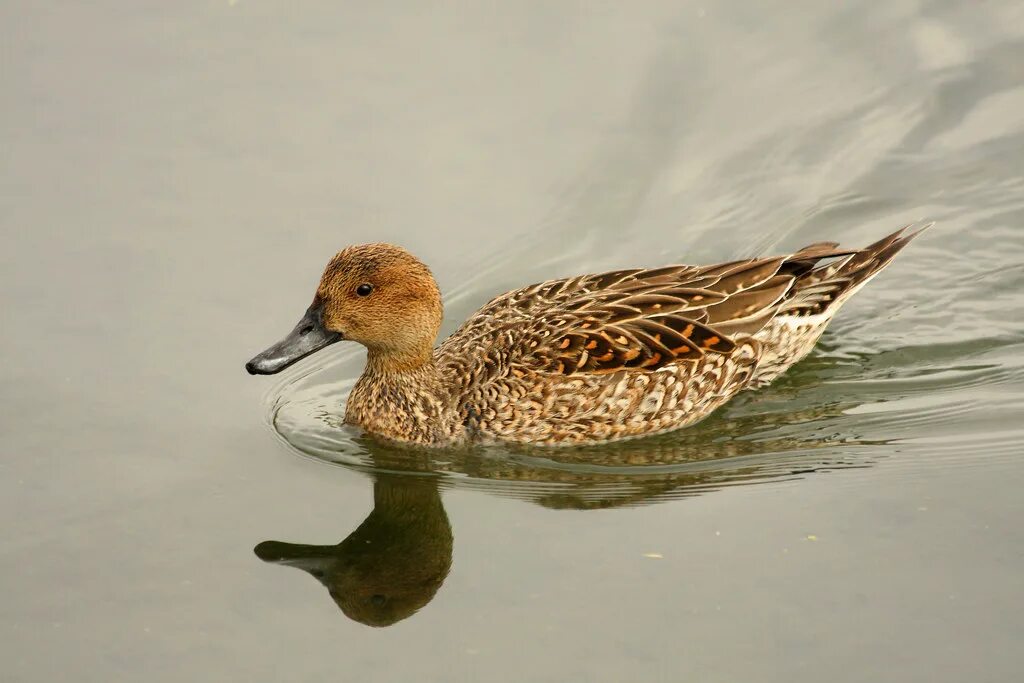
3,1,1024,681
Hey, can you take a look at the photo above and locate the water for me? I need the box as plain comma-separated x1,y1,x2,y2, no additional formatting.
3,2,1023,681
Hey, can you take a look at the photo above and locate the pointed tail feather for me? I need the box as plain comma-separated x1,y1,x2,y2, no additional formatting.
779,223,931,317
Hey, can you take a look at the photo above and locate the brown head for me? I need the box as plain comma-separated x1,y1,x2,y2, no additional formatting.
245,243,442,375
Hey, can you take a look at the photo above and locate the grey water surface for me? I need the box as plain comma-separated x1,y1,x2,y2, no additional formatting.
3,1,1024,681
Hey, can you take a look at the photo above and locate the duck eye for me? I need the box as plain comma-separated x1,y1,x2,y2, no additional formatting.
356,284,373,297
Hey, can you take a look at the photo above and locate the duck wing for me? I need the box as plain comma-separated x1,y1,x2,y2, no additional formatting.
443,254,836,376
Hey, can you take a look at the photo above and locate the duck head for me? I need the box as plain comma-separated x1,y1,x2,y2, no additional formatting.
245,243,443,375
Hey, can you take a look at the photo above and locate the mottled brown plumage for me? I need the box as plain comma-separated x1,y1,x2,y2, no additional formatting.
248,226,928,446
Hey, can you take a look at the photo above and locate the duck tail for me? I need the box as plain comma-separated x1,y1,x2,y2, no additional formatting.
778,223,931,317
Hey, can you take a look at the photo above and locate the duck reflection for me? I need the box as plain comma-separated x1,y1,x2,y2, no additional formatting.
254,473,451,627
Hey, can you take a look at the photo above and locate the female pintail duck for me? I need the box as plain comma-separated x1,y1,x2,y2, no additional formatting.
246,225,927,446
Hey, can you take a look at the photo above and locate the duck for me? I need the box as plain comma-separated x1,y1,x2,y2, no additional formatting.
246,225,928,446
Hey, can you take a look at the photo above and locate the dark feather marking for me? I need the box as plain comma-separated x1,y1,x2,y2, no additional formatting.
705,275,793,323
709,257,784,294
652,315,736,353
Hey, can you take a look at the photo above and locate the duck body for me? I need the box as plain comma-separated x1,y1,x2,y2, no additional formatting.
247,226,927,447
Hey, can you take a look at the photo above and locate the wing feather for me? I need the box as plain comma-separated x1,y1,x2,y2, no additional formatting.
449,248,849,376
502,258,797,375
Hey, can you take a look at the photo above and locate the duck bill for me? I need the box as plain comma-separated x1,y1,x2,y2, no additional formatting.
254,540,335,571
245,303,342,375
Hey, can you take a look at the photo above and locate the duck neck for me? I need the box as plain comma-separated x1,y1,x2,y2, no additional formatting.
346,348,461,445
365,345,434,375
